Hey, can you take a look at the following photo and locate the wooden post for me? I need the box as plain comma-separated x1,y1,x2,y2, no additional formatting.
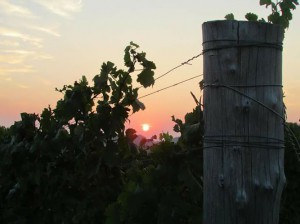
202,20,286,224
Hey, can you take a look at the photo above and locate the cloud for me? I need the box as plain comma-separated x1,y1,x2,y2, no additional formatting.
0,0,34,17
4,50,36,55
0,75,13,82
31,26,61,37
0,0,82,80
5,77,12,81
0,66,35,75
0,49,52,65
0,40,20,47
0,50,36,64
0,54,27,64
16,84,30,89
34,0,82,17
0,27,43,48
34,54,53,60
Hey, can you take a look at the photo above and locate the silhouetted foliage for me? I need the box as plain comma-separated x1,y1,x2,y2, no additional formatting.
0,42,156,224
106,105,203,224
226,0,299,30
0,126,11,144
280,123,300,223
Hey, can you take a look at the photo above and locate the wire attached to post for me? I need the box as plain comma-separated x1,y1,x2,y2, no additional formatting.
203,83,285,121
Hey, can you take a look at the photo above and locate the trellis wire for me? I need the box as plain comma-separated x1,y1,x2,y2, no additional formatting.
138,75,202,99
134,46,300,161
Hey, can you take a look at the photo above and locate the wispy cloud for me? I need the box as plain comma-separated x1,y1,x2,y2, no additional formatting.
0,40,20,47
0,27,43,48
0,0,34,18
0,49,52,65
4,50,36,55
0,75,13,82
0,0,83,80
34,0,82,17
16,84,30,89
4,77,12,81
31,26,61,37
0,50,36,64
0,66,35,75
34,54,53,60
0,54,27,64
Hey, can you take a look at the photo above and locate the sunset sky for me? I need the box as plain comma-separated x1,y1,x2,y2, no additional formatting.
0,0,299,137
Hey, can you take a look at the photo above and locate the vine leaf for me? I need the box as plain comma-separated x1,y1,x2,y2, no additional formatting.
260,0,272,6
225,13,235,20
132,99,146,113
227,0,298,31
124,46,134,71
129,41,139,48
137,69,155,88
245,13,258,21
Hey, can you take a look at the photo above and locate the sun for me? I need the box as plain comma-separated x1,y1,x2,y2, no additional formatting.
142,123,150,132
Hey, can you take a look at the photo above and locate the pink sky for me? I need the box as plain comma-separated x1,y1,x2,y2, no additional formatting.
0,1,299,138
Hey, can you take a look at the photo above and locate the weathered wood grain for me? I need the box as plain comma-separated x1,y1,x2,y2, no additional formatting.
202,20,285,224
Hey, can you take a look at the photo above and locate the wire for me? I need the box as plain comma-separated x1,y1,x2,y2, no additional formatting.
137,52,203,89
154,53,203,82
202,41,283,54
203,135,285,150
203,83,285,121
138,75,202,99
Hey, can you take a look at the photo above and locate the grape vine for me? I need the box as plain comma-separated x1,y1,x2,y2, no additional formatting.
0,42,156,223
225,0,299,29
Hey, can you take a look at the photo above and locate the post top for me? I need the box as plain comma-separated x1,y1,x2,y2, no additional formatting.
202,20,284,45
